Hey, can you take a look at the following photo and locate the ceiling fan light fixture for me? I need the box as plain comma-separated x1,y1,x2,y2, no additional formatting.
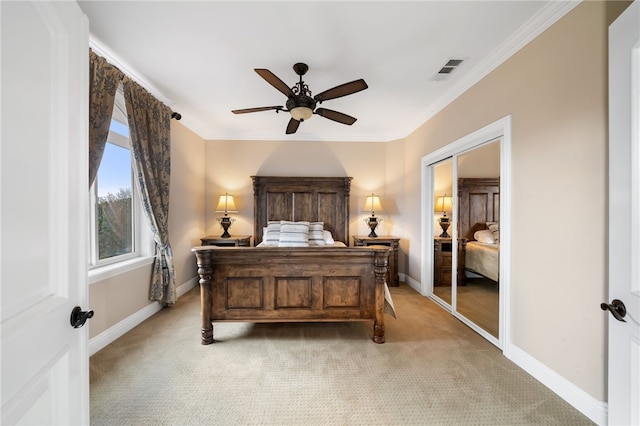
290,106,313,121
234,63,367,134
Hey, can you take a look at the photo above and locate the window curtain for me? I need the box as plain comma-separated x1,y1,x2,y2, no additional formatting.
88,50,124,187
122,77,176,305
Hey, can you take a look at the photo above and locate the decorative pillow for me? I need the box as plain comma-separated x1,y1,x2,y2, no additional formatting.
474,229,495,244
323,230,335,244
263,221,281,246
308,222,325,246
486,222,499,242
278,221,309,247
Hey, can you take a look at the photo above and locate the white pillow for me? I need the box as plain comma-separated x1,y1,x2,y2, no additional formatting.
486,222,499,242
263,221,281,246
323,230,335,244
278,221,309,247
308,222,325,246
474,229,495,244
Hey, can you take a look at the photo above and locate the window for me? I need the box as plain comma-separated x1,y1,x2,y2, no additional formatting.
89,89,150,269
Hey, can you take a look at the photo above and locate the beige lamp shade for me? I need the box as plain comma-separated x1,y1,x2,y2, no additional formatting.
215,193,238,214
434,195,453,213
362,194,383,214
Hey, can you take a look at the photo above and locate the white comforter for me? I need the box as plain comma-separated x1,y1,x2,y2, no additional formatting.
465,241,499,282
256,241,347,247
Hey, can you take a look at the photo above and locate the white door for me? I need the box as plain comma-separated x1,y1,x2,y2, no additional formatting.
608,1,640,424
1,1,89,424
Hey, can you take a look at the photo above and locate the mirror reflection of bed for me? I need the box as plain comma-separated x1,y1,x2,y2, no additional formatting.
432,140,500,340
457,176,500,338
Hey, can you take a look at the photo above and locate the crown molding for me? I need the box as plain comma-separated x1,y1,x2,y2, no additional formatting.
89,35,176,109
404,0,582,139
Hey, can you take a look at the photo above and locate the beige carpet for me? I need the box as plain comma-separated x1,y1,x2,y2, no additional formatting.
90,284,593,425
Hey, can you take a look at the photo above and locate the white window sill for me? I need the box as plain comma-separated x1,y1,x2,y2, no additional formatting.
89,256,155,285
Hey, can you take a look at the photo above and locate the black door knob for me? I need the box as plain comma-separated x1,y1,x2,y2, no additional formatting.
600,299,627,322
70,306,94,328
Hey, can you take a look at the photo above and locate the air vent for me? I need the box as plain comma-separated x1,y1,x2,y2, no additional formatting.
432,58,466,81
444,59,464,67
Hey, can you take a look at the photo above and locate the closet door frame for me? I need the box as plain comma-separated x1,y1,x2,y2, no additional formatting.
420,115,512,352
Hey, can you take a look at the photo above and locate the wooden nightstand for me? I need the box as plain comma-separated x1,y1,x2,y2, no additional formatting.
200,235,251,247
352,235,400,286
434,237,452,286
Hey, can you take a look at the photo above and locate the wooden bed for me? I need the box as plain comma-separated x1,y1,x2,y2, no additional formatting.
192,176,392,345
458,177,500,283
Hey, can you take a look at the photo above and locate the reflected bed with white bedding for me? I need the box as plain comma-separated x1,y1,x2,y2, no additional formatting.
463,222,500,283
465,241,499,282
458,177,500,284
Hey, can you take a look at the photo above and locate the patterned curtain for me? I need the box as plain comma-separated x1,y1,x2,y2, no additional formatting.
89,50,124,187
122,77,176,305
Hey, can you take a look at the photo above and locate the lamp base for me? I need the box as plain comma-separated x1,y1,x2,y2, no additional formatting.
438,218,450,238
219,216,232,238
367,217,379,238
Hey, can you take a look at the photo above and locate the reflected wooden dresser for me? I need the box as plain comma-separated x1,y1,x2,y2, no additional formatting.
434,237,453,286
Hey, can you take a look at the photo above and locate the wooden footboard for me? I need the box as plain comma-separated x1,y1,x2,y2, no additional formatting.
192,246,390,344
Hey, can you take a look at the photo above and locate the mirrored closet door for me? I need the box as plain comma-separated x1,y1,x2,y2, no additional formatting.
429,139,501,343
432,158,454,306
456,141,500,339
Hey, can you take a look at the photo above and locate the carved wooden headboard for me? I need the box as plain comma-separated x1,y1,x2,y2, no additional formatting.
458,177,500,242
251,176,353,245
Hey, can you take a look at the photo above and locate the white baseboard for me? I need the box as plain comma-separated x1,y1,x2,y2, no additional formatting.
400,273,423,295
508,344,608,425
176,277,198,298
89,277,198,356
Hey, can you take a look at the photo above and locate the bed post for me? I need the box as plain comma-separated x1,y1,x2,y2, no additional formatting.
372,247,390,344
193,248,214,345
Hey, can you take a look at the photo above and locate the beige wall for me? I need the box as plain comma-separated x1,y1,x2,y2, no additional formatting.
89,121,205,338
384,138,408,273
398,1,628,401
202,140,391,241
169,122,206,286
89,263,155,338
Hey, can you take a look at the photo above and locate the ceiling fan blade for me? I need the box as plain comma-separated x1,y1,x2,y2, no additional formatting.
286,118,300,134
314,108,357,125
232,106,283,114
314,79,368,103
255,69,295,98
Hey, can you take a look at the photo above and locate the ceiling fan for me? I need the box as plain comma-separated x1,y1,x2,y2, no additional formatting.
232,62,368,135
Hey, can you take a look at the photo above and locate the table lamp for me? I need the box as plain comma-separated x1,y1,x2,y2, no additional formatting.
362,193,383,237
435,194,453,238
215,193,238,238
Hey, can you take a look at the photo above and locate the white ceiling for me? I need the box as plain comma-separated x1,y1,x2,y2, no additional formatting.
78,1,577,142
